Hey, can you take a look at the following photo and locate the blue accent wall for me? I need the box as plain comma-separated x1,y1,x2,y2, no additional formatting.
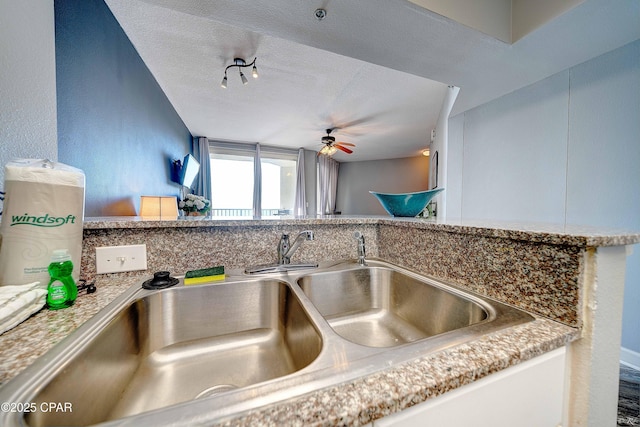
55,0,191,216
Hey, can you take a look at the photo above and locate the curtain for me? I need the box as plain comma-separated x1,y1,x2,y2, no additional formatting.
191,137,212,202
252,143,262,218
318,155,339,215
293,148,306,217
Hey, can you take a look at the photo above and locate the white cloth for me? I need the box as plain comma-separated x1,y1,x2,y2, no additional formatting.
0,282,47,335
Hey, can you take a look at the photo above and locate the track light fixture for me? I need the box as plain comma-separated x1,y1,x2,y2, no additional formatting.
220,57,258,88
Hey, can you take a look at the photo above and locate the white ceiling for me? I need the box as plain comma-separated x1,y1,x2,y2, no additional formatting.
105,0,640,162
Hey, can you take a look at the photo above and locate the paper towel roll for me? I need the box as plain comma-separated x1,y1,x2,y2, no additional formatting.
0,159,85,286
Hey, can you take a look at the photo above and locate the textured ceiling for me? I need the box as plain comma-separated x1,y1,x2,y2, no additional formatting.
105,0,640,161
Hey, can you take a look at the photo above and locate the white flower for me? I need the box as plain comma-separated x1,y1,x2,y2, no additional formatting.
180,193,210,213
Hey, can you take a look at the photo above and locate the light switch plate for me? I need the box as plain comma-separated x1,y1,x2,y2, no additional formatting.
96,244,147,274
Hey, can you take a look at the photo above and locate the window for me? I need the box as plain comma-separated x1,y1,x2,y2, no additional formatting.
209,142,298,217
261,155,297,215
210,150,254,216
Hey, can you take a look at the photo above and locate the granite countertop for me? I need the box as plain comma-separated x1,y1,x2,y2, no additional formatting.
84,215,640,247
0,272,578,426
0,275,137,385
2,216,636,425
214,318,576,426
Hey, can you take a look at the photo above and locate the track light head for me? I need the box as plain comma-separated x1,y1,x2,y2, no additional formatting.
221,57,258,88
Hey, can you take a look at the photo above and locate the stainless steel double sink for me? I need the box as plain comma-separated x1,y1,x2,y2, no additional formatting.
0,259,534,427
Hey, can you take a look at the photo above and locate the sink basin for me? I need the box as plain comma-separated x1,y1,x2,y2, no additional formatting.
24,280,322,427
0,259,534,427
298,266,488,347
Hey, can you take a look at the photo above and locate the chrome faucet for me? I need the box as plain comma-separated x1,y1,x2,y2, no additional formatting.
354,231,367,266
278,230,314,264
277,234,290,264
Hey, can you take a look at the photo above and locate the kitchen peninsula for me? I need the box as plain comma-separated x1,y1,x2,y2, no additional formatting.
1,216,638,426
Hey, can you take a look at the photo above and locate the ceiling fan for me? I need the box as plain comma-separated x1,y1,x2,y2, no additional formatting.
318,128,356,156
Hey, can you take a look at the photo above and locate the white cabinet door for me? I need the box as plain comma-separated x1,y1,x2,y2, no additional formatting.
374,347,566,427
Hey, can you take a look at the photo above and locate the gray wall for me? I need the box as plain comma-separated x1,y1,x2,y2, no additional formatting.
448,40,640,358
336,156,430,215
55,0,192,217
0,1,58,188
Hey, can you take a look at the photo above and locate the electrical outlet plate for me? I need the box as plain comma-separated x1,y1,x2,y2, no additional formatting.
96,244,147,274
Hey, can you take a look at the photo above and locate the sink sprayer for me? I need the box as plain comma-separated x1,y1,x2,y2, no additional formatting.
353,231,367,266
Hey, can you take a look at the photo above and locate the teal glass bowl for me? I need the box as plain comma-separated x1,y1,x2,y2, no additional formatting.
369,188,444,217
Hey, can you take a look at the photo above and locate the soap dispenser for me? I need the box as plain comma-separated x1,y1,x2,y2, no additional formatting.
46,249,78,310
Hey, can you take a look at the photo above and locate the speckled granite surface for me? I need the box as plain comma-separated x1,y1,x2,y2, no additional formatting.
0,275,139,384
0,216,637,425
83,215,640,247
0,273,577,426
79,216,640,327
379,224,583,326
211,318,576,427
80,222,380,281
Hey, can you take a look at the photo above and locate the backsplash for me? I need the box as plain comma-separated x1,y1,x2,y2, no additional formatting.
79,217,632,329
377,224,583,327
80,222,379,281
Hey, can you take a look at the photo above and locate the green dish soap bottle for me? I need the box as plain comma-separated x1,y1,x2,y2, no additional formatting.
46,249,78,310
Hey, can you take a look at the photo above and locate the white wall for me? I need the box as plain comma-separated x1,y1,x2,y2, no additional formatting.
0,0,58,188
336,156,429,215
430,86,460,218
448,39,640,356
455,72,570,223
566,40,640,358
445,113,464,218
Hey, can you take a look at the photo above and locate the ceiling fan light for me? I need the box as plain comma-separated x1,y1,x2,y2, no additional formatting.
252,64,259,79
220,75,228,89
320,145,337,156
240,71,248,85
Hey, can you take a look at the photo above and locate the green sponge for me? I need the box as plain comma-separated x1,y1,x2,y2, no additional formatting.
184,266,225,285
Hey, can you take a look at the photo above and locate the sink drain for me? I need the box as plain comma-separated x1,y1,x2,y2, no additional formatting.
195,384,238,399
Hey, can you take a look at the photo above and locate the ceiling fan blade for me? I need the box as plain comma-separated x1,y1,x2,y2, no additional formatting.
336,142,355,147
334,144,353,154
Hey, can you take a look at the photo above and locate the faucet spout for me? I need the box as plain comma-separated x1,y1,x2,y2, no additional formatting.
279,230,314,264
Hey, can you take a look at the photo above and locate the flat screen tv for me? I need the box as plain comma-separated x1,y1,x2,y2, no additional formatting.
180,154,200,189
